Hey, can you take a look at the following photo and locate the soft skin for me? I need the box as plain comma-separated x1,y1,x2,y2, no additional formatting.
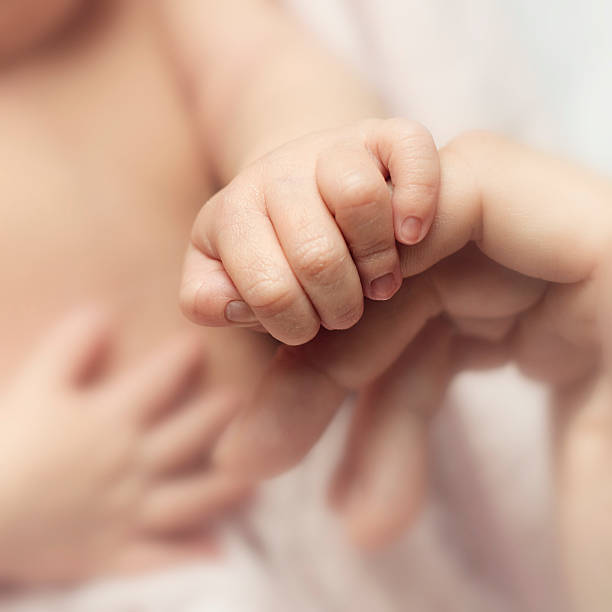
0,0,85,62
182,118,439,345
0,0,398,583
197,133,610,482
167,3,612,605
0,309,251,584
197,132,612,609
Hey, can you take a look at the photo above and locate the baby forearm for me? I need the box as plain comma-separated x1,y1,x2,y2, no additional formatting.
161,0,383,183
212,5,384,177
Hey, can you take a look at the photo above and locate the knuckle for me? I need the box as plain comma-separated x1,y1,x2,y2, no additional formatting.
215,170,265,221
179,279,214,324
445,130,498,154
383,122,441,205
352,235,397,265
398,137,438,171
327,299,364,330
178,282,200,321
285,319,321,346
387,117,432,140
215,183,246,223
197,191,241,246
293,234,349,285
338,171,387,210
398,173,440,207
389,120,437,164
242,275,298,318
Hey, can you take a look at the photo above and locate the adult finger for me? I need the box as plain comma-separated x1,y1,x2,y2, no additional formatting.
554,375,612,611
331,321,453,550
213,275,442,477
109,335,204,425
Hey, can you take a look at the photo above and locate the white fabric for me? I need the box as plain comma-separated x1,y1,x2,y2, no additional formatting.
5,369,559,612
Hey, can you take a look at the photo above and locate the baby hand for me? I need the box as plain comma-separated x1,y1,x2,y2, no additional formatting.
0,308,250,584
181,118,439,345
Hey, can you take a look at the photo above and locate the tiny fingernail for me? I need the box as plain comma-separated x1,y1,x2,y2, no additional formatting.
369,273,397,300
400,216,423,244
224,300,257,324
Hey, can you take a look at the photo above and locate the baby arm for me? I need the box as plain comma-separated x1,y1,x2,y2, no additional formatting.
402,131,611,283
160,1,440,344
160,0,385,180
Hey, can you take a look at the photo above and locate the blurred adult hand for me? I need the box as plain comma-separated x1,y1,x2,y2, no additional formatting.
211,133,611,572
556,258,612,612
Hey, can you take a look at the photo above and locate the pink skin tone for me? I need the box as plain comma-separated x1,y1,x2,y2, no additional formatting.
0,308,252,585
3,0,612,606
0,0,85,62
557,259,612,611
181,118,439,345
0,0,281,585
202,131,609,487
185,130,612,609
